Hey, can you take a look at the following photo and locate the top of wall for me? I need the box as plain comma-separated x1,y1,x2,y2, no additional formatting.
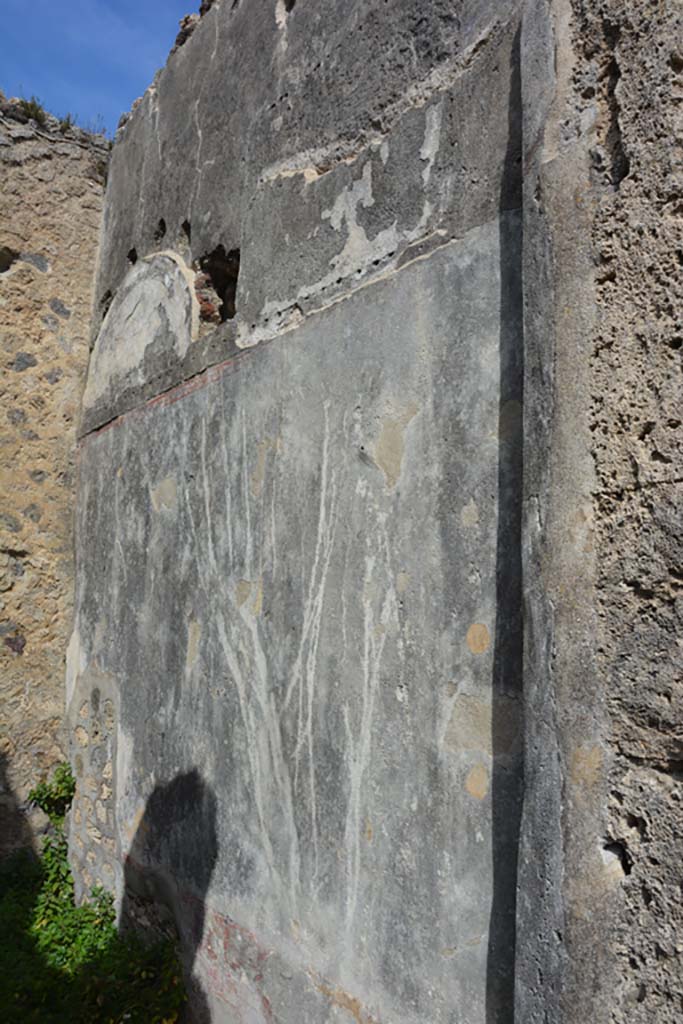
85,0,522,434
0,92,111,155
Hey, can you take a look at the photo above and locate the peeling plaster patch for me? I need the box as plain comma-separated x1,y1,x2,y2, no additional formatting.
461,499,479,528
373,402,419,489
465,763,489,800
240,152,473,346
325,162,374,232
150,476,177,513
466,622,490,654
420,101,443,186
298,160,402,299
259,146,362,185
321,161,386,282
236,300,304,349
152,254,200,337
256,21,497,188
83,253,196,410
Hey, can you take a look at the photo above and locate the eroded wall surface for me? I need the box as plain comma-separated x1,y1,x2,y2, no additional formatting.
68,3,524,1022
0,101,108,852
518,2,683,1022
576,1,683,1018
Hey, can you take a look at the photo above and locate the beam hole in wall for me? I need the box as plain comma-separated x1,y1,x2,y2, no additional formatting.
154,218,167,242
604,839,633,876
196,245,240,322
284,0,296,10
99,290,113,322
127,248,138,264
0,246,19,274
181,220,191,245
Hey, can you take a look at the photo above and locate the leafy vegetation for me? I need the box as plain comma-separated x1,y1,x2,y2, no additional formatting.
10,93,111,139
78,113,109,137
18,95,47,126
28,762,76,826
0,765,186,1024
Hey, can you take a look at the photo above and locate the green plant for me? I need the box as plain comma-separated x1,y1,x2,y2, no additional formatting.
58,113,75,133
1,765,186,1023
29,762,76,826
80,113,108,137
18,95,47,126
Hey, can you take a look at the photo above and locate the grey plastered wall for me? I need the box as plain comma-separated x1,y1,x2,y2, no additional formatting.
68,2,527,1022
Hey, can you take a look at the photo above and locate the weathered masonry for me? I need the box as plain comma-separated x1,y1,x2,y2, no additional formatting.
67,2,682,1023
0,97,108,854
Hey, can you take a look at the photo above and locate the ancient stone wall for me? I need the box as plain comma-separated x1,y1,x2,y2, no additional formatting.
68,2,525,1021
0,98,108,852
579,1,683,1018
518,2,682,1022
67,1,681,1022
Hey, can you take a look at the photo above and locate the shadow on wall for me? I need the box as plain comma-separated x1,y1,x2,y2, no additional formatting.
121,769,218,1024
0,763,218,1021
487,23,524,1024
0,753,34,859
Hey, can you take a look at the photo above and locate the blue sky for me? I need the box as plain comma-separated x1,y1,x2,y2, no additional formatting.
0,0,197,136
